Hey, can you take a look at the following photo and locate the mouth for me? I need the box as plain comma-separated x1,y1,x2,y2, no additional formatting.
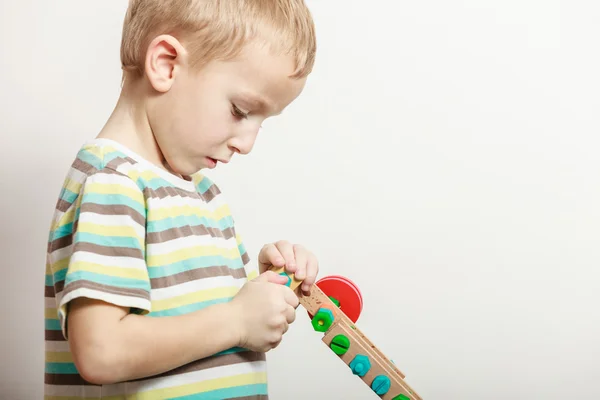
206,157,229,168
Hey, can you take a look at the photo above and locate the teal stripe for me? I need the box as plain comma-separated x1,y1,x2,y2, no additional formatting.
77,148,104,169
74,232,142,249
215,347,248,356
52,268,67,285
170,384,268,400
102,150,127,164
147,256,245,278
45,319,61,331
148,297,232,317
147,215,234,234
45,362,79,374
81,193,145,216
195,177,214,194
64,271,150,291
45,274,54,286
52,222,74,241
59,188,78,204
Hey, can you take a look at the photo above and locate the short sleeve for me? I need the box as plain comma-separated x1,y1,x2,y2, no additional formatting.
235,230,259,281
56,169,151,338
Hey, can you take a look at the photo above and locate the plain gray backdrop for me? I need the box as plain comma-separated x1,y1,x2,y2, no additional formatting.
2,0,599,399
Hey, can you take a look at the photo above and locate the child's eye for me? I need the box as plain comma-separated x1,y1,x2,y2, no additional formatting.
231,104,248,119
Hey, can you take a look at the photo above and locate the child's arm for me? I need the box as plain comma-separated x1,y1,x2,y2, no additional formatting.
67,270,295,385
67,297,238,384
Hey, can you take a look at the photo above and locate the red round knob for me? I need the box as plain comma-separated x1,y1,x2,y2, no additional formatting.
309,275,363,323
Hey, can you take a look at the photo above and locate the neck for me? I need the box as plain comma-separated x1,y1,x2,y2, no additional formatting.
97,76,167,172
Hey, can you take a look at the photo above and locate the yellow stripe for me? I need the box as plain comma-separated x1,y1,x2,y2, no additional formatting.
103,372,267,400
152,286,240,312
148,203,231,221
123,168,162,184
77,222,142,240
50,257,70,274
45,351,73,363
236,233,244,246
246,269,259,281
147,245,240,267
45,308,59,319
69,261,149,280
64,177,82,196
58,206,77,227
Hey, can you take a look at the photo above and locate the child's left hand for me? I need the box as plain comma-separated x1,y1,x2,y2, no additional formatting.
258,240,319,295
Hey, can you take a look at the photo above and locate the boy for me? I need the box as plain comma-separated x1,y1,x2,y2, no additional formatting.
44,0,319,398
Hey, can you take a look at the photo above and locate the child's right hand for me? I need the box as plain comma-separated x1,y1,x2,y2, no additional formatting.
229,271,300,352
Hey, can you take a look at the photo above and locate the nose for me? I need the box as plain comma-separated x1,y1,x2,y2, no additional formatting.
228,127,260,155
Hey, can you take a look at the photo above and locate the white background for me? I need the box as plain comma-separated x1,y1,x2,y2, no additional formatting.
2,1,600,399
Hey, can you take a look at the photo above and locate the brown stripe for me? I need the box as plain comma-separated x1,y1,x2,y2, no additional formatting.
150,265,247,289
88,157,222,202
56,198,73,213
48,234,72,253
81,202,146,227
45,373,93,386
48,229,75,253
72,157,98,175
198,183,220,203
147,225,235,244
46,284,57,297
104,156,134,171
240,251,250,265
74,241,144,259
60,280,150,303
143,186,201,201
131,350,266,382
45,330,65,341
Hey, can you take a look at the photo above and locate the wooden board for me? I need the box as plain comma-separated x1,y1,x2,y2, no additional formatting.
269,266,423,399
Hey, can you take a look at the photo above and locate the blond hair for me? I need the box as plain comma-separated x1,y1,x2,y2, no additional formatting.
120,0,316,80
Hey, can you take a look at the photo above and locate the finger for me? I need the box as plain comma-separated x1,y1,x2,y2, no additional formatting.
274,240,297,273
282,286,299,309
285,304,296,324
258,243,285,269
292,244,308,281
255,270,289,285
301,254,319,294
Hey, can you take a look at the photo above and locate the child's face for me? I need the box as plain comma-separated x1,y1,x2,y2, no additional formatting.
146,40,307,176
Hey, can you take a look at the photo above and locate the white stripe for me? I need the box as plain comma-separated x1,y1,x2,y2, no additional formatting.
101,360,267,396
147,234,238,256
44,384,102,397
88,170,141,191
150,275,246,300
79,211,145,237
67,166,88,183
45,341,71,352
70,250,147,271
146,194,224,212
45,297,58,308
59,288,151,320
48,243,73,265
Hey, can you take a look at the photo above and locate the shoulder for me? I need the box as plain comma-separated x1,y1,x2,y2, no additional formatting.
189,171,223,204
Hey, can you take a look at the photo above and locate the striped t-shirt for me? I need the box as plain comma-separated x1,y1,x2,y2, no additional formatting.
44,138,267,399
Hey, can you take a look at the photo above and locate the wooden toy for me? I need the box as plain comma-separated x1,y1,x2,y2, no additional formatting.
270,266,423,400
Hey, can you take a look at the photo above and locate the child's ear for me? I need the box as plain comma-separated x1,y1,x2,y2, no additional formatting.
144,34,187,92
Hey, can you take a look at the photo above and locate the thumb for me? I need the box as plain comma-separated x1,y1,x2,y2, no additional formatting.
254,270,290,285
